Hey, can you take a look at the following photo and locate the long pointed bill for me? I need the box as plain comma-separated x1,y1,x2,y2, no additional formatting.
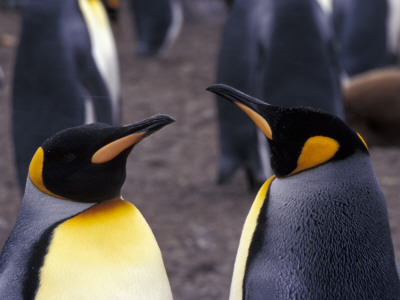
91,114,175,164
207,84,275,140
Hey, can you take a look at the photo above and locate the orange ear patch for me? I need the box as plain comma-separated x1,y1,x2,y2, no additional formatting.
290,136,339,175
235,102,273,140
29,147,63,198
91,132,146,164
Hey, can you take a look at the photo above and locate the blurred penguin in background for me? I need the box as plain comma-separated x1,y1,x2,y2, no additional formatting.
333,0,400,146
100,0,183,56
128,0,183,57
101,0,120,22
388,0,400,63
0,0,26,7
12,0,120,191
332,0,391,77
223,0,234,9
214,0,343,191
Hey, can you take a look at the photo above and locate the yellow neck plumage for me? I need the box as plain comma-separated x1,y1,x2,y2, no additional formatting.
35,198,173,300
230,176,275,300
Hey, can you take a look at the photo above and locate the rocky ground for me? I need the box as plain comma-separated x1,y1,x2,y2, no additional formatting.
0,3,399,299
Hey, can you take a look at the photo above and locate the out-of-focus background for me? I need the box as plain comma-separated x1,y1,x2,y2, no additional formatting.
0,1,399,299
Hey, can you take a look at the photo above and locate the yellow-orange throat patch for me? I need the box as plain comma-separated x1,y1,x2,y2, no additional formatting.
290,136,339,175
35,198,172,299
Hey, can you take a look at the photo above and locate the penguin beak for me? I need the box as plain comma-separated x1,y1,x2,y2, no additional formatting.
207,84,275,140
91,114,175,164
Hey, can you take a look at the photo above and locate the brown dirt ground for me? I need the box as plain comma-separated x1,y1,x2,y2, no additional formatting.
0,3,399,299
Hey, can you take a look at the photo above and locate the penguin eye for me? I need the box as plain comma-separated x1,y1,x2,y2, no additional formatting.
64,153,77,162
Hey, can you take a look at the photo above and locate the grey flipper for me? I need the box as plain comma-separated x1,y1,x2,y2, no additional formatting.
12,0,116,190
0,179,94,299
332,0,391,76
244,154,400,298
128,0,183,56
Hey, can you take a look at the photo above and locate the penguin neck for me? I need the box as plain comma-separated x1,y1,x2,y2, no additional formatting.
281,152,376,186
20,179,96,226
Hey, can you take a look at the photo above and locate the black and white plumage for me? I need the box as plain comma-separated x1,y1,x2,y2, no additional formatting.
12,0,120,190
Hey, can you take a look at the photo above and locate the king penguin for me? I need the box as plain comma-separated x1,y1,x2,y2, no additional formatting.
207,84,400,299
128,0,183,56
0,115,174,300
214,0,343,190
12,0,120,191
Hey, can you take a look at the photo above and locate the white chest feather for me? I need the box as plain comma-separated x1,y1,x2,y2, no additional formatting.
78,0,120,122
35,199,172,300
316,0,332,14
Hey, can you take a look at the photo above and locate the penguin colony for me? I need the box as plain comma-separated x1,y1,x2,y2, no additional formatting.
1,0,400,299
208,84,400,299
215,0,343,190
12,0,119,191
334,0,400,147
129,0,183,57
102,0,183,57
3,85,397,298
12,0,184,191
0,116,174,299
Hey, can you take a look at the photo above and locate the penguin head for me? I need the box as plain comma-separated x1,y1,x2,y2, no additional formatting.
207,84,368,178
28,115,175,202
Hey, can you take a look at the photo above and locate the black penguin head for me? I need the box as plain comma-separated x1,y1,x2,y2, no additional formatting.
28,115,175,202
207,84,368,178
